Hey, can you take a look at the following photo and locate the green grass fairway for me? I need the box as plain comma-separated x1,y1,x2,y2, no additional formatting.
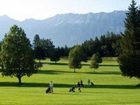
0,59,140,105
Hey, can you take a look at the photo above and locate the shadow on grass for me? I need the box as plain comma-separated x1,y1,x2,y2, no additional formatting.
44,62,68,66
0,82,139,89
38,70,121,75
86,71,121,75
82,64,119,67
0,82,72,88
92,84,140,89
38,70,73,75
100,64,119,67
38,70,61,75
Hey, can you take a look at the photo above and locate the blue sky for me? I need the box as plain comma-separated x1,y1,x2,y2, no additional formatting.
0,0,140,21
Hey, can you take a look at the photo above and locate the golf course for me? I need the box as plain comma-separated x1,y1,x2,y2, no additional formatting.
0,58,140,105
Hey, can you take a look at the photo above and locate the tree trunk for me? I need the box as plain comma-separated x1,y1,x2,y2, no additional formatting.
18,76,22,85
38,59,41,69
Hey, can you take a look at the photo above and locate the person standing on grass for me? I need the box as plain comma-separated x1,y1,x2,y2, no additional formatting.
88,79,91,87
49,81,53,93
80,80,84,87
77,81,81,92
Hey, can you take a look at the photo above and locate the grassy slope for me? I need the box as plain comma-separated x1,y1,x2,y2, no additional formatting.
0,59,140,105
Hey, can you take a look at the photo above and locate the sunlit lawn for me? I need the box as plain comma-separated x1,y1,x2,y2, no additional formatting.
0,58,140,105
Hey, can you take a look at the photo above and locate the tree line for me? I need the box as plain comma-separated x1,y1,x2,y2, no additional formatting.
32,32,121,63
33,34,69,63
81,32,121,59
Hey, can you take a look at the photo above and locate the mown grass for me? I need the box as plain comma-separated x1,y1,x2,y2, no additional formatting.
0,58,140,105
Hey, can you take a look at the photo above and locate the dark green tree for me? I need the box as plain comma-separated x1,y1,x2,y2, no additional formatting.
81,33,121,58
96,52,102,63
57,45,70,57
50,48,61,63
0,25,37,85
33,34,41,48
33,34,46,63
40,39,55,58
68,45,82,72
118,0,140,79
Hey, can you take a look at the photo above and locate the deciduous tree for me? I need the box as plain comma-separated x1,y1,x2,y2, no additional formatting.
0,25,37,85
68,45,82,72
90,54,99,72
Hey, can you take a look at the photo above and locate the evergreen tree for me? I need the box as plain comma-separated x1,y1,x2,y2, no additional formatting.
95,52,102,63
40,39,55,58
81,33,121,57
0,25,37,85
118,0,140,79
33,34,46,63
50,48,61,63
33,34,41,48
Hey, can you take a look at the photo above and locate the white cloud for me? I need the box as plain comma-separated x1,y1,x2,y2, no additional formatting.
0,0,52,21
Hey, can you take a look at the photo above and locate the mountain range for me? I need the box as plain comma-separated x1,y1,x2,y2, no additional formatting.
0,11,126,46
